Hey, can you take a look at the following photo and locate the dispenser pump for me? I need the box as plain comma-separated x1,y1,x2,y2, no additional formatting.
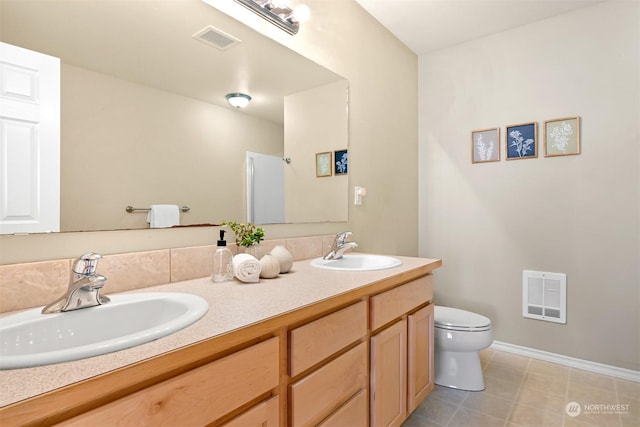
217,230,227,247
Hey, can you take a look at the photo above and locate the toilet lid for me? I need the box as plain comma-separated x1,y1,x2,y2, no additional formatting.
435,306,492,332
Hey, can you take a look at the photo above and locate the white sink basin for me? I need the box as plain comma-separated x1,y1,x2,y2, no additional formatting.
310,254,402,271
0,292,208,370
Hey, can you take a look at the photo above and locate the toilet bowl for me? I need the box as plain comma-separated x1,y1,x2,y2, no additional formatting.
434,306,493,391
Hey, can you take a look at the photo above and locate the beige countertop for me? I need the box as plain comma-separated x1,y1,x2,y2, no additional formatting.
0,255,440,408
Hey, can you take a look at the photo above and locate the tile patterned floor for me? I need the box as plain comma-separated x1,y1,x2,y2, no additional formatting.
403,348,639,427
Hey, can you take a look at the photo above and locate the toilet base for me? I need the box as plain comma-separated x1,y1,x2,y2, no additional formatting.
434,350,485,391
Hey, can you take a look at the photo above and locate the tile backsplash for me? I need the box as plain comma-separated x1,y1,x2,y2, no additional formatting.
0,235,333,313
0,259,71,313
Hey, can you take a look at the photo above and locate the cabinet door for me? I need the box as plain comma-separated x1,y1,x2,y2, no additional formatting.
370,319,406,427
407,304,434,413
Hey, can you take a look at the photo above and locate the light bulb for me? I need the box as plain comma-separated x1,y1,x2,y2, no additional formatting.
290,4,310,23
271,0,290,8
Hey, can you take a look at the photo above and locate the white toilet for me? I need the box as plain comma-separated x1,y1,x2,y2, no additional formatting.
434,306,493,391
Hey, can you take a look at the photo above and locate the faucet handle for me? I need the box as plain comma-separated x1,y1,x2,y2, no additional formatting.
72,252,102,276
336,231,353,244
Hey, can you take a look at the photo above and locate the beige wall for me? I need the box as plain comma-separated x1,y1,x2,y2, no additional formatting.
285,80,348,223
419,1,639,370
61,64,283,231
0,0,419,263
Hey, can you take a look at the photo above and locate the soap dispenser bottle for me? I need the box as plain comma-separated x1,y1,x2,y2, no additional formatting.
212,229,233,283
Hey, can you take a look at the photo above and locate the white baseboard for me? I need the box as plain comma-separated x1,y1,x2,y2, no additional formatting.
491,341,640,383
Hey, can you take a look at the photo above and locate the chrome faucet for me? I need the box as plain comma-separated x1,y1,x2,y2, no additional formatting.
323,231,358,260
42,253,110,314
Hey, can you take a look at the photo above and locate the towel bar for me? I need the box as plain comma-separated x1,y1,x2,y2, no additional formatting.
126,205,190,213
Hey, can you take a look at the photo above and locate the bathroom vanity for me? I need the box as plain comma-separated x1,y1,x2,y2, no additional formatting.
0,256,441,426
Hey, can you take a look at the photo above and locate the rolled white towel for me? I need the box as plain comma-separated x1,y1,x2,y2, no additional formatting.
232,253,261,283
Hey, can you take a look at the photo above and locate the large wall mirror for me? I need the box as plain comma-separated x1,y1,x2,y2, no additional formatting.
0,0,348,232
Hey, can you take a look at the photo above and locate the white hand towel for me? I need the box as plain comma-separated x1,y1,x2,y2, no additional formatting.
147,204,180,228
232,253,261,283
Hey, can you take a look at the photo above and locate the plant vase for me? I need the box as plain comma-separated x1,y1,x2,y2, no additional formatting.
243,243,265,259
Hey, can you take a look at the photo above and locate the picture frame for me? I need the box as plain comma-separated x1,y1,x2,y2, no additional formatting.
471,128,500,163
334,149,348,175
315,152,332,177
544,116,581,157
506,122,538,160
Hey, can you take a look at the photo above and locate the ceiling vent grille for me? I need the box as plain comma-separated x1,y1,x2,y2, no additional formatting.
522,270,566,324
192,26,241,50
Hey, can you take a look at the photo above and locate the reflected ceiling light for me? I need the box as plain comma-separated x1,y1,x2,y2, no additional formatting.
284,4,310,23
234,0,310,35
226,93,252,108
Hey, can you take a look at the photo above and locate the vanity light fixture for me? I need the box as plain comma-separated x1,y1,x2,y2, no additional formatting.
226,93,252,108
234,0,310,35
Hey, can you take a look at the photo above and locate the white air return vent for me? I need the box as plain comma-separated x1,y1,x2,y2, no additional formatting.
522,270,566,324
192,26,241,50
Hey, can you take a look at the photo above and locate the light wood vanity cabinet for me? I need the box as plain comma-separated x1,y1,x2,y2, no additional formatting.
370,275,435,427
1,260,442,427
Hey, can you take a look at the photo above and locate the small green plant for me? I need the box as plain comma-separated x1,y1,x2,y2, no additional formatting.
221,221,265,247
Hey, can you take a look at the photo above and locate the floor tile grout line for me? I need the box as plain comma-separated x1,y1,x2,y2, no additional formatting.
613,378,622,427
426,392,464,427
406,349,635,427
566,367,624,427
443,397,461,427
421,349,633,427
438,348,488,426
502,356,530,426
562,366,574,426
456,351,528,425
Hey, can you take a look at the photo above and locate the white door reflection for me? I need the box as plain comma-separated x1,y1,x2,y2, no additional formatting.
246,152,285,224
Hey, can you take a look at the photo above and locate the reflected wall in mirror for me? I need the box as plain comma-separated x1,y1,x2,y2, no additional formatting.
0,0,348,232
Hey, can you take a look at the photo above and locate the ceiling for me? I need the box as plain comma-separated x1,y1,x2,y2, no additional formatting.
354,0,604,55
1,0,343,125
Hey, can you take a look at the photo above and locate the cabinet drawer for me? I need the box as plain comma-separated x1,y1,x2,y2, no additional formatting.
290,341,367,427
60,337,279,426
318,388,368,427
290,300,367,376
370,275,433,330
222,395,279,427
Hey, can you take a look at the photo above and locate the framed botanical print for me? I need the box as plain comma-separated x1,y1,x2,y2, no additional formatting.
544,116,581,157
506,122,538,160
471,128,500,163
315,152,332,177
334,149,348,174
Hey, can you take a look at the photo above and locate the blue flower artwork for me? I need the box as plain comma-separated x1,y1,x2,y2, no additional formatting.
506,123,537,160
334,149,348,175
